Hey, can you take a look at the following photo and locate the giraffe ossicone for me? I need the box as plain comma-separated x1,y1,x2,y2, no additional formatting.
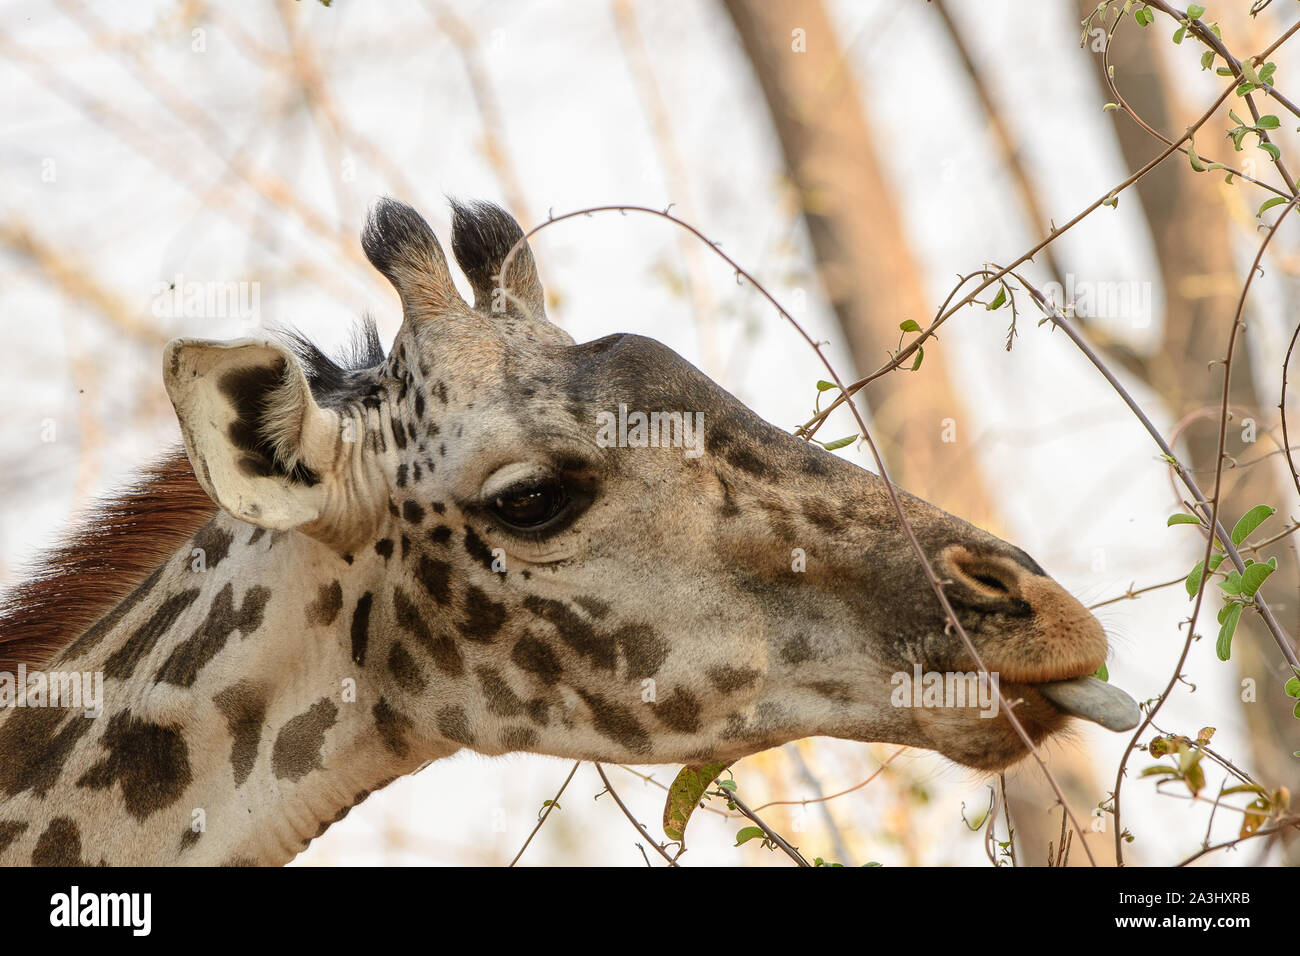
0,198,1137,865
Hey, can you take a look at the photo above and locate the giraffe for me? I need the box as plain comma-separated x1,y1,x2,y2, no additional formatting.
0,199,1139,866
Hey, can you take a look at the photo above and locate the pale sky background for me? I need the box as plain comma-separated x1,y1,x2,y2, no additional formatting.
2,0,1297,865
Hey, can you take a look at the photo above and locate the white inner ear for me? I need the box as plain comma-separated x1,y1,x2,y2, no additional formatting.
164,337,339,531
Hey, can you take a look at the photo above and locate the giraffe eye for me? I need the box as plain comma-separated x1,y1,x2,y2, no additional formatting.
491,480,567,530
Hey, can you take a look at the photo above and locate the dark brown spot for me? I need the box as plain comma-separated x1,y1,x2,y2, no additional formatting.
77,711,193,821
708,665,762,693
655,688,702,733
213,681,267,788
104,587,202,680
526,697,550,726
476,666,524,717
417,555,451,604
0,821,28,859
32,817,87,866
437,705,474,746
574,596,611,619
387,641,426,693
192,521,235,569
459,586,506,643
402,499,425,524
780,634,814,665
523,596,615,671
156,583,272,687
271,698,338,782
463,526,496,573
614,624,669,680
305,581,343,626
576,688,649,754
802,499,840,533
511,634,564,685
0,707,95,798
804,680,851,702
351,592,374,666
393,587,464,675
375,538,394,560
373,697,413,758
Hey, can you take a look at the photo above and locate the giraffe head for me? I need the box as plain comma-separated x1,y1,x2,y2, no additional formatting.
163,199,1137,776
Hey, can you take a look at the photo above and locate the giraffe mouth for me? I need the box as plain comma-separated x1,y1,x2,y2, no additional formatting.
1032,676,1140,732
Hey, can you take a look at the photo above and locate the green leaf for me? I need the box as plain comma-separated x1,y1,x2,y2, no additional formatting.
1258,196,1289,217
1188,142,1207,172
1167,512,1202,526
1172,25,1186,44
986,286,1007,311
821,435,856,451
1094,662,1109,682
1217,601,1244,661
1134,6,1151,26
1140,766,1180,778
1186,3,1205,18
1186,553,1226,599
1240,561,1275,597
1200,50,1215,71
1218,569,1243,595
662,760,732,843
899,319,922,333
1257,114,1281,129
910,346,925,372
1284,676,1300,698
1231,504,1276,545
734,825,767,847
1260,141,1281,162
815,379,837,391
1182,752,1206,796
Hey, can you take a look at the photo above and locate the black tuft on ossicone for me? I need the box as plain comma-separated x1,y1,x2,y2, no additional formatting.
361,198,444,285
448,198,527,292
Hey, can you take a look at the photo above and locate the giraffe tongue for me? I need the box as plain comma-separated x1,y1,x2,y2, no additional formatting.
1036,676,1140,732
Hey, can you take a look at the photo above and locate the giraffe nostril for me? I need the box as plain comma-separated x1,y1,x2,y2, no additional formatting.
942,546,1028,604
969,570,1011,595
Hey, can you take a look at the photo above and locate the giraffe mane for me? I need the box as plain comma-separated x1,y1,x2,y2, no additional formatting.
0,449,217,674
0,317,387,675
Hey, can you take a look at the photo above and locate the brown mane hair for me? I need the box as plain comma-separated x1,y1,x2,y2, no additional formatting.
0,449,217,674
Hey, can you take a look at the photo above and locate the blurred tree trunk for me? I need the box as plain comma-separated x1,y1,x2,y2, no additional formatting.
720,0,1114,866
718,0,990,520
1075,0,1299,860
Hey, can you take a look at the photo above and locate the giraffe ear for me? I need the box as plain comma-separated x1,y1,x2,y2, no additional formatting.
163,338,344,532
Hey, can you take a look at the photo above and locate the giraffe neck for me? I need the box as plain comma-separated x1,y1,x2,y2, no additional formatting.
0,513,444,866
